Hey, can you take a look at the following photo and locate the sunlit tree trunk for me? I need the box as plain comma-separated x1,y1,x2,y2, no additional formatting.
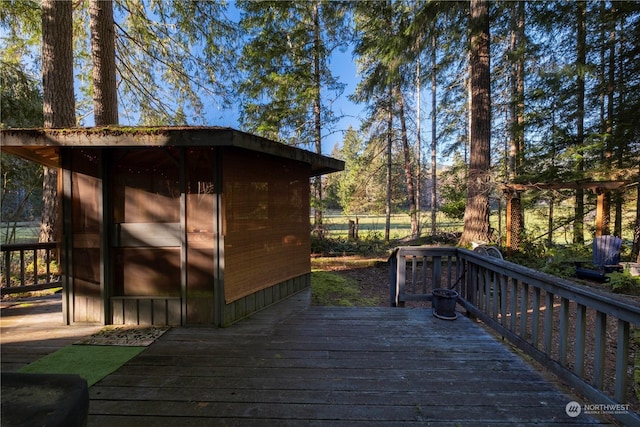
430,32,437,237
385,84,393,243
507,0,525,251
41,0,75,243
398,91,418,238
460,0,491,246
90,0,118,125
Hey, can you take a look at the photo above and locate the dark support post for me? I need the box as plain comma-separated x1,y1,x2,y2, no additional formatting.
61,148,72,325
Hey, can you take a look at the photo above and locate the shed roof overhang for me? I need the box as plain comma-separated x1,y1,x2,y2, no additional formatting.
0,126,345,176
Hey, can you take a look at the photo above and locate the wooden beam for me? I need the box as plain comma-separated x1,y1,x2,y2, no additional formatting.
1,146,60,168
504,181,628,191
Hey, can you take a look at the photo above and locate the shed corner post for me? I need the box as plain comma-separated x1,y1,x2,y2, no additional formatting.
100,149,111,325
60,147,72,325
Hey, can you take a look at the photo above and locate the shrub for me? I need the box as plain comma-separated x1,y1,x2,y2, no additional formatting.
607,271,640,295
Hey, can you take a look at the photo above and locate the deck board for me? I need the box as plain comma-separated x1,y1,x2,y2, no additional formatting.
87,291,604,426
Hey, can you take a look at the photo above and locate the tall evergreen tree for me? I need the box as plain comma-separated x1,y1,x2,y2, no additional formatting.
235,0,349,234
460,0,492,246
90,0,117,125
573,0,586,244
40,0,75,243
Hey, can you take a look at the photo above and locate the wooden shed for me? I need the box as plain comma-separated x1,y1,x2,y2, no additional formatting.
0,127,344,327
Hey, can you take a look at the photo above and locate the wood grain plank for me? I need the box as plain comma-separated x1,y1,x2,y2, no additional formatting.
87,299,605,425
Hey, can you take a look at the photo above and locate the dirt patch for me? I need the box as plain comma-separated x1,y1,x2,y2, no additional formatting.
312,256,393,307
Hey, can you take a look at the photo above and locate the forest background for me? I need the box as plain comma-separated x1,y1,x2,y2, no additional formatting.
1,1,639,264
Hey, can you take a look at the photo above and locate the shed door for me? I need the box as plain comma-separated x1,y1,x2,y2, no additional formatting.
111,149,182,315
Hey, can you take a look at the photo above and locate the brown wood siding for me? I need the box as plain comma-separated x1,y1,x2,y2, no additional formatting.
185,148,217,324
111,148,181,299
70,149,103,323
222,149,310,303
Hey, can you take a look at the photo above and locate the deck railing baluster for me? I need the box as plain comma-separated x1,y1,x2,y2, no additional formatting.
499,275,508,327
411,256,417,294
615,319,630,402
33,248,38,285
493,274,499,322
593,311,607,389
575,304,587,377
422,256,428,294
483,269,491,313
45,248,51,283
19,249,25,287
532,287,541,348
544,291,554,354
520,282,529,339
558,297,569,365
509,278,517,331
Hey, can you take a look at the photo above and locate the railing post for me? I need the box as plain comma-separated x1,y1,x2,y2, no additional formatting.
397,251,406,307
3,250,11,287
389,249,398,307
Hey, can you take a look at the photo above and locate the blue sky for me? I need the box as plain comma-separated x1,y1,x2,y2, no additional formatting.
203,43,364,156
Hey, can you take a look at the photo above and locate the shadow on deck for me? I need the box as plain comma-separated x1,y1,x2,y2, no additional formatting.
85,289,606,426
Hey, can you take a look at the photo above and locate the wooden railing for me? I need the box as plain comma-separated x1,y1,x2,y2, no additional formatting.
0,242,62,296
390,246,640,425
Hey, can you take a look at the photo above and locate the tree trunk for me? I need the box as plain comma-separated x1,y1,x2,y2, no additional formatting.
385,84,393,243
398,91,418,238
90,0,118,125
507,0,525,251
312,0,323,236
633,162,640,262
430,32,437,236
460,0,491,246
41,0,75,243
415,38,422,238
547,193,555,246
574,1,586,244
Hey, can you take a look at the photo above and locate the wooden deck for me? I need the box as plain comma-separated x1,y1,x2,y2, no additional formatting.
1,295,103,372
85,290,605,426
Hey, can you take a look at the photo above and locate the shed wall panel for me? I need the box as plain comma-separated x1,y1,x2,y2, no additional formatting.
222,149,310,303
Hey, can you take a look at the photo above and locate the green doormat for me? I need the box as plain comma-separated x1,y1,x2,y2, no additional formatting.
19,345,144,386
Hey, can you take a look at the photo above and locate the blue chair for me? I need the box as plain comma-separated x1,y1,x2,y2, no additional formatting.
575,235,623,282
